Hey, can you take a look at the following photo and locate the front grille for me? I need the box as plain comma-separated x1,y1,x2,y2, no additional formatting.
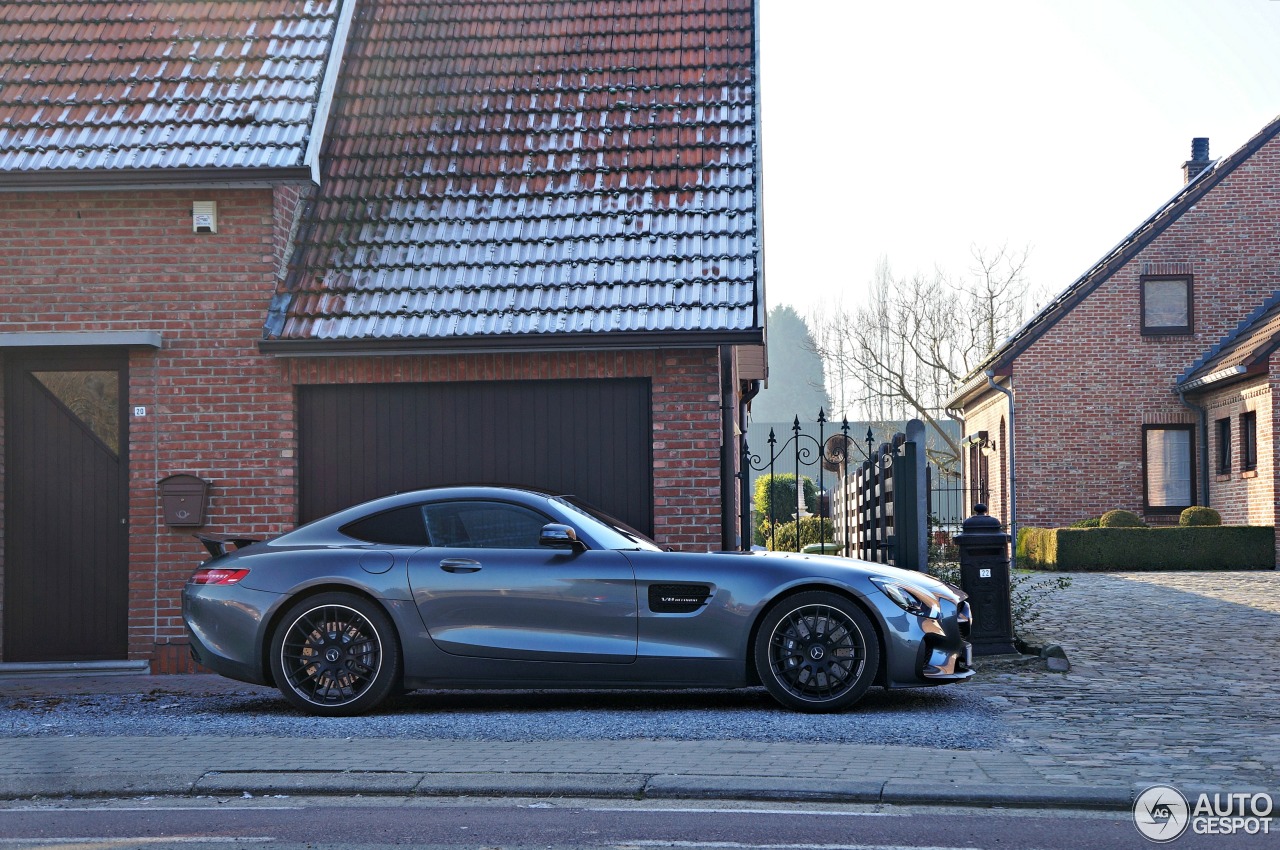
957,601,973,638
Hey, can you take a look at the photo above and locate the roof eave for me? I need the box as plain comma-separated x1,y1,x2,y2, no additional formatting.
1178,364,1259,394
945,367,1010,412
0,166,316,193
259,328,766,357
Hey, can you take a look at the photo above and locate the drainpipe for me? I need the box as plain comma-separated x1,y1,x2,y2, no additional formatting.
738,378,764,551
984,371,1016,569
1176,389,1210,507
720,347,738,552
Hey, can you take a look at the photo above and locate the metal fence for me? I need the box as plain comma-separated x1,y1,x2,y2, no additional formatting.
743,412,930,570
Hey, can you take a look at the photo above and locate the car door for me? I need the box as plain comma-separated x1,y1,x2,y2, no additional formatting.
407,499,638,663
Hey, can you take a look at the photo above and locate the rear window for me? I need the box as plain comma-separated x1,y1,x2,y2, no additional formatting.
340,506,429,546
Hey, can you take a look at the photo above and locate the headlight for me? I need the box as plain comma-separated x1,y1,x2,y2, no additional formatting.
871,577,941,619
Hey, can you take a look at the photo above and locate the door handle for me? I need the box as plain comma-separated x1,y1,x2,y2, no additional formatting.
440,558,482,573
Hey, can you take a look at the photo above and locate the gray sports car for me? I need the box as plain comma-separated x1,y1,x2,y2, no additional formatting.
183,486,974,716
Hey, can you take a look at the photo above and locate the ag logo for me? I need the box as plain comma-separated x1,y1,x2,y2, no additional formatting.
1134,784,1190,842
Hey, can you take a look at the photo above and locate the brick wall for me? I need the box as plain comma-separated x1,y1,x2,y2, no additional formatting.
963,391,1011,525
1202,376,1274,527
977,133,1280,530
0,187,299,669
1,187,733,670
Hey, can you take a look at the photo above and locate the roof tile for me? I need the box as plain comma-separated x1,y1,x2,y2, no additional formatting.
272,0,761,345
0,0,343,176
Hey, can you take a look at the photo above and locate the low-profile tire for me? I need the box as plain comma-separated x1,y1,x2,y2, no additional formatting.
754,590,880,713
269,591,402,717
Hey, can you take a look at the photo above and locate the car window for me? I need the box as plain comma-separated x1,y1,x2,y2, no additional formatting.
340,505,429,546
423,501,549,549
553,496,663,551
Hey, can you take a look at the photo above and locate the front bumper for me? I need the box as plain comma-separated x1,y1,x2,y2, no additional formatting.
879,596,975,688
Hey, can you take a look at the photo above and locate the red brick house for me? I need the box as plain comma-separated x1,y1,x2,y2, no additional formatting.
0,0,765,672
948,116,1280,556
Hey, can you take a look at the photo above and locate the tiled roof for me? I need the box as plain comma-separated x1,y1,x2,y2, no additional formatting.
1178,291,1280,391
266,0,762,347
0,1,344,179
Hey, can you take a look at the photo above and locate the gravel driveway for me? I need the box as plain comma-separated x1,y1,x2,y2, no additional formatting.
1,676,1007,749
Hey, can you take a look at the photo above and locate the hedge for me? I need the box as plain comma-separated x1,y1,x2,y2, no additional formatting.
1017,526,1275,571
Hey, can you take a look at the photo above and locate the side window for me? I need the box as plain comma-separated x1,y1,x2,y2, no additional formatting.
1241,411,1258,472
423,501,550,549
340,505,429,546
1216,417,1232,475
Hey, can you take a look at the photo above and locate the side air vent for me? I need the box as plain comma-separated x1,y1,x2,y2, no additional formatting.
648,583,712,614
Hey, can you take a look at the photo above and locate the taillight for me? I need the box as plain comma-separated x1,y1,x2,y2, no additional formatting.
189,568,250,585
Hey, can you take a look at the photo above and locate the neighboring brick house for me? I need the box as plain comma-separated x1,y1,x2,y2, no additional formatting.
0,0,765,672
948,116,1280,557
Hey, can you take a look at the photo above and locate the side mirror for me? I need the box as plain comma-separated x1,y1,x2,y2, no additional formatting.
540,523,587,551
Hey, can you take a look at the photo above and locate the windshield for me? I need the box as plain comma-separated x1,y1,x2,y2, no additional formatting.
552,496,664,552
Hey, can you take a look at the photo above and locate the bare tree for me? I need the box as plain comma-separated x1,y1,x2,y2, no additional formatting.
812,245,1034,468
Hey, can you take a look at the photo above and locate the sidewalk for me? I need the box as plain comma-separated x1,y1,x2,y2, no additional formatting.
1,571,1276,810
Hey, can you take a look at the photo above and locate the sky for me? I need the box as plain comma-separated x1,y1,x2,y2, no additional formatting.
757,0,1280,317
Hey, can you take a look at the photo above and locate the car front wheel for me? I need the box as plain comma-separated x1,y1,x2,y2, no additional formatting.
754,591,880,712
269,591,402,716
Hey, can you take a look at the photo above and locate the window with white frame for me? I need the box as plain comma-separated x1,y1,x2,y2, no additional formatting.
1143,425,1195,513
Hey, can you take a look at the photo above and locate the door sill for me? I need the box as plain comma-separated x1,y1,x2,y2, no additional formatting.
0,660,149,677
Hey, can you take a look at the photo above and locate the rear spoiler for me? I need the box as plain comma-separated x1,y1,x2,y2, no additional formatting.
195,533,262,558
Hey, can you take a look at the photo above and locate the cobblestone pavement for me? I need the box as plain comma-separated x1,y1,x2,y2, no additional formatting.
968,570,1280,790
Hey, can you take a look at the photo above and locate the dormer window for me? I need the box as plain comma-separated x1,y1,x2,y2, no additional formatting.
1141,274,1193,335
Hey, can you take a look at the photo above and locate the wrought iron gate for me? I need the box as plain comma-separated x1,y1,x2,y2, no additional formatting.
741,412,927,570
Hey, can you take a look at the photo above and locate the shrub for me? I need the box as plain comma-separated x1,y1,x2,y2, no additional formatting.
765,516,833,552
1180,506,1222,526
752,474,818,545
1070,516,1101,528
1099,509,1146,528
1016,525,1274,571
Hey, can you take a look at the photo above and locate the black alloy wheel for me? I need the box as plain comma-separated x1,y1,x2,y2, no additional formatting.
269,591,402,717
754,590,879,712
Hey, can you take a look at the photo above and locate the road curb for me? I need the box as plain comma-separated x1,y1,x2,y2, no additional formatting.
0,770,1136,812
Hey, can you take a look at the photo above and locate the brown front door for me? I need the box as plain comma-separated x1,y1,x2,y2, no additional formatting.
4,352,129,662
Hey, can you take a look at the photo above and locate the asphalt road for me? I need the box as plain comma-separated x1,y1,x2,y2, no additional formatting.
0,796,1273,850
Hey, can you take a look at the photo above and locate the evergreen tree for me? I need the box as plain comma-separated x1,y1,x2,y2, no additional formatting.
752,304,831,423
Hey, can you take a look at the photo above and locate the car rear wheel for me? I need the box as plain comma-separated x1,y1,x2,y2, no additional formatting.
269,591,401,716
754,591,880,712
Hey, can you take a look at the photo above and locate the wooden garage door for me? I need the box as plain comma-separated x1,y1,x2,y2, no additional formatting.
297,379,654,535
4,352,129,662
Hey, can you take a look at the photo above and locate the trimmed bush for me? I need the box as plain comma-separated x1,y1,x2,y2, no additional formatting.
752,474,818,546
1180,506,1222,526
1070,517,1101,528
764,516,833,552
1018,526,1274,571
1099,509,1146,528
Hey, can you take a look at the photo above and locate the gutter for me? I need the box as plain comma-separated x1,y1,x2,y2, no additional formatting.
259,329,766,356
0,166,315,193
1177,364,1248,393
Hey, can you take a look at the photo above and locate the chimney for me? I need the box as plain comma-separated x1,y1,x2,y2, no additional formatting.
1183,137,1211,184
